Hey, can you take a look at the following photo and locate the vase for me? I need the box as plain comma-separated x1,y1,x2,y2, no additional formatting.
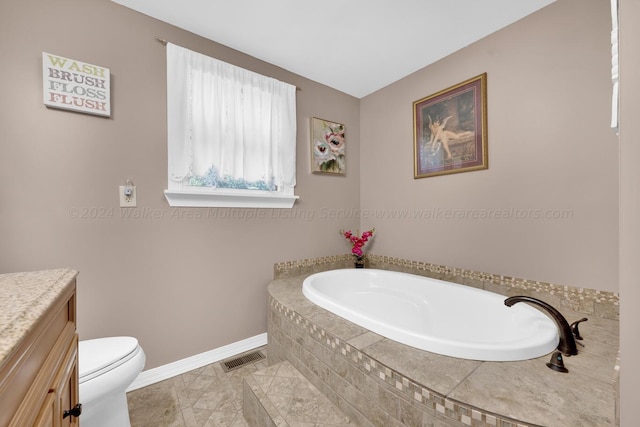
354,257,365,268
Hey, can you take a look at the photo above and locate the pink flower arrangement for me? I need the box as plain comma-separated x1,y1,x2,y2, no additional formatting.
340,228,375,258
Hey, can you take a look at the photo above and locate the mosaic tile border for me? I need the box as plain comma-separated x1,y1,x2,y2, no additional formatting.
274,253,619,320
269,296,538,427
273,254,355,279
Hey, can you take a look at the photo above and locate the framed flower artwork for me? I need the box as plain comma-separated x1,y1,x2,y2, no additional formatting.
311,117,345,174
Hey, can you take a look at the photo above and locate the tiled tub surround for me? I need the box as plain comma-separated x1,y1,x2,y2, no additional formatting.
268,255,619,427
274,254,619,322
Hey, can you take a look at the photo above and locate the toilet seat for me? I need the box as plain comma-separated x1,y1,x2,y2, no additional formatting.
79,337,141,384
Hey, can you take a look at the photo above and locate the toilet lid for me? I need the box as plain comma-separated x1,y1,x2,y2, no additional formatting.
79,336,140,380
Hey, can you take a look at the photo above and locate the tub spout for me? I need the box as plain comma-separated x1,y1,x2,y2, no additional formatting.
504,296,578,356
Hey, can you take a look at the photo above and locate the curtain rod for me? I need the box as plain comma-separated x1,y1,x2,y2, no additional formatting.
154,36,301,91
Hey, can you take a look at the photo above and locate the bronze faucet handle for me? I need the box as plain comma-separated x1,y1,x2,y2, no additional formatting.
546,351,569,373
570,318,588,340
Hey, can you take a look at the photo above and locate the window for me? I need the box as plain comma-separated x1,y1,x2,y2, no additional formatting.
164,43,298,208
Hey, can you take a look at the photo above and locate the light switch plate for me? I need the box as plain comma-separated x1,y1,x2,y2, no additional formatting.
119,185,137,207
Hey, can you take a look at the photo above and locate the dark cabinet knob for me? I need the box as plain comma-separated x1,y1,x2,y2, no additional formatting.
63,403,82,419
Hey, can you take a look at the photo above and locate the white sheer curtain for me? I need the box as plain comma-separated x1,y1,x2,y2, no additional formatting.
167,43,297,192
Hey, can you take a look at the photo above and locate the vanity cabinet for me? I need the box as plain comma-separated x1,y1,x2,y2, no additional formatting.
0,270,80,427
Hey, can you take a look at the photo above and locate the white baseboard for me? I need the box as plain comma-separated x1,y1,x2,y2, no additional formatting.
127,333,268,392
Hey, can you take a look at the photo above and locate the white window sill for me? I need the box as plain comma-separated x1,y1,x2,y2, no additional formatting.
164,188,299,208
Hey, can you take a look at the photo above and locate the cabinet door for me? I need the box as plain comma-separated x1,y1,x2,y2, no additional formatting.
54,336,80,427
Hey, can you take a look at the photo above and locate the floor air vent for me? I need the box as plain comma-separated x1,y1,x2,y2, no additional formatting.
220,350,265,372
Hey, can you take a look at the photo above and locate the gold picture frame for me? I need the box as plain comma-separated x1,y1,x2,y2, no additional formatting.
310,117,345,175
413,73,488,178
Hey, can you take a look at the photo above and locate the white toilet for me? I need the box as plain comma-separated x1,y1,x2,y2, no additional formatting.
79,336,146,427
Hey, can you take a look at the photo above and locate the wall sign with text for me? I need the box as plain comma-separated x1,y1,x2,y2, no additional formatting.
42,52,111,117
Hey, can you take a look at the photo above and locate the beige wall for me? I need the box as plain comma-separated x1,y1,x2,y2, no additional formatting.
619,0,639,424
0,0,631,408
0,0,360,368
360,0,619,292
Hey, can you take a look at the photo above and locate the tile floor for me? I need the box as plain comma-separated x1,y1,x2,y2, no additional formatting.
127,347,268,427
243,360,353,426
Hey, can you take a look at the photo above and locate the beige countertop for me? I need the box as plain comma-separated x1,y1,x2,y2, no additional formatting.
0,269,78,367
268,275,619,427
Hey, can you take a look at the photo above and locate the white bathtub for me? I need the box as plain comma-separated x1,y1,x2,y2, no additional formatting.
302,269,559,361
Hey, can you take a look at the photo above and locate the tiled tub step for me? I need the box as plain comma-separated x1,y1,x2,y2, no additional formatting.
242,360,355,427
